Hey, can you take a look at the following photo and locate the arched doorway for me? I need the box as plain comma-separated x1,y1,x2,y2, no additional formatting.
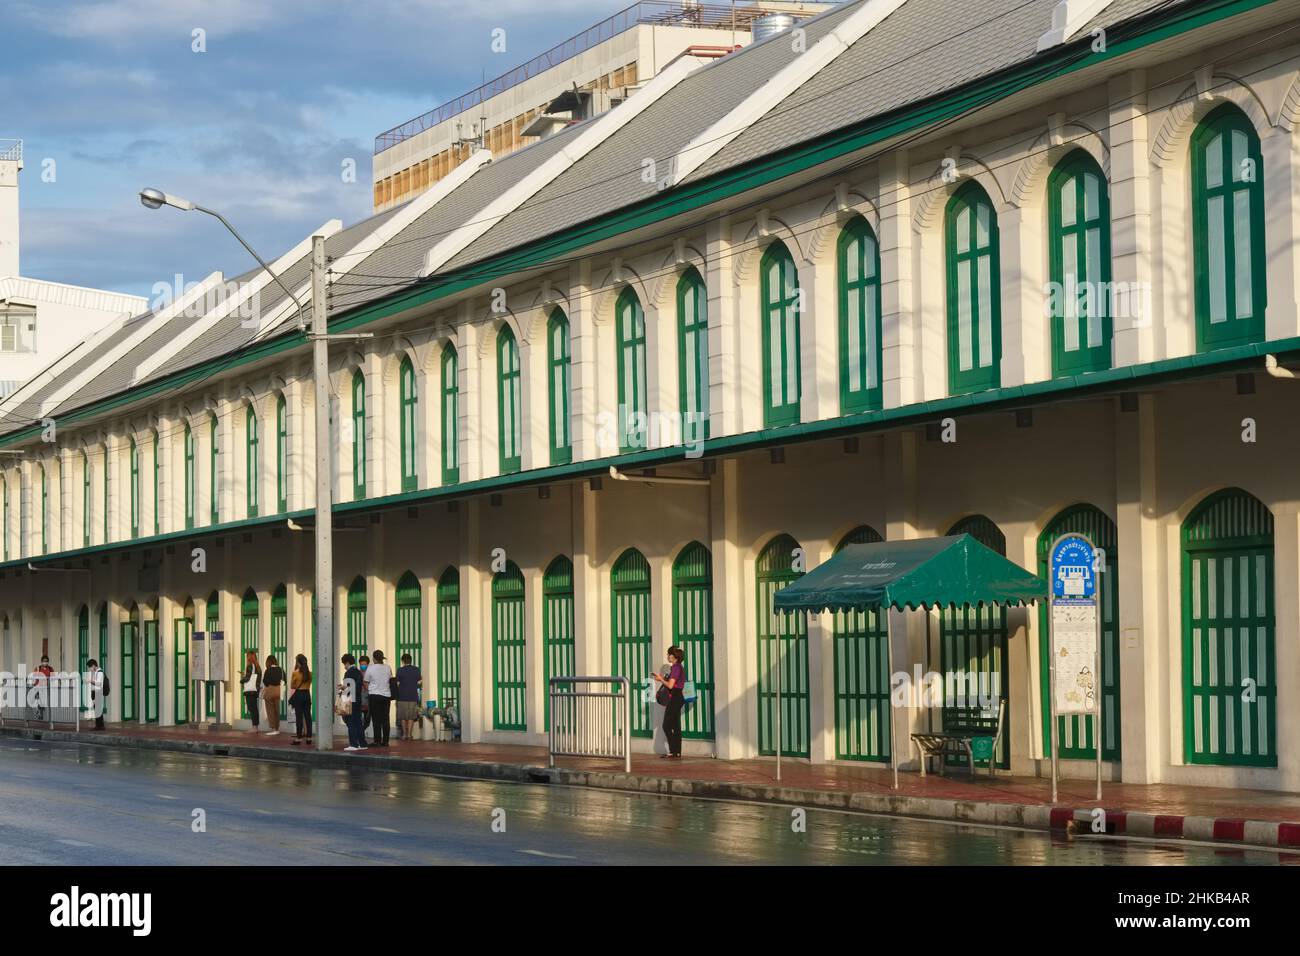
436,568,460,709
940,516,1009,768
346,577,367,658
204,592,219,718
77,606,90,676
1037,504,1120,761
542,556,574,731
1182,488,1276,766
143,602,160,724
491,561,526,731
394,572,422,669
756,534,809,758
832,525,889,762
239,588,259,719
611,548,653,738
271,585,288,720
672,541,714,741
174,599,194,725
121,602,138,722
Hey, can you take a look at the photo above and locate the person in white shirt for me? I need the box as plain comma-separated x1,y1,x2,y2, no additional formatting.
239,652,262,733
86,659,106,730
363,650,394,747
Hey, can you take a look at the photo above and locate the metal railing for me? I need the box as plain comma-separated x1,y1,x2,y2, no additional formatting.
548,676,631,773
374,2,794,154
0,139,21,163
0,674,84,730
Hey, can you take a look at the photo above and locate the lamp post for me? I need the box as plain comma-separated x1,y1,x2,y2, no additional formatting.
140,188,341,749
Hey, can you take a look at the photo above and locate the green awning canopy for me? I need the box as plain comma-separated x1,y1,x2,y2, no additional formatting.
772,534,1048,614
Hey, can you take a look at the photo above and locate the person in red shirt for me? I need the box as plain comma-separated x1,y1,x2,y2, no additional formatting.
30,655,54,720
651,646,687,759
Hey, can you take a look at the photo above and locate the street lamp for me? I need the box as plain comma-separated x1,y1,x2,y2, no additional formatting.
140,187,337,750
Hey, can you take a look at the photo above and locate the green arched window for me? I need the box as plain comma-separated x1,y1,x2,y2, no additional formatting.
542,556,575,730
611,547,653,737
276,393,288,512
832,524,889,761
394,571,422,668
399,356,418,492
672,541,714,740
129,437,139,538
838,217,882,413
347,576,368,658
1182,488,1275,766
677,268,710,442
441,344,459,485
756,533,809,756
1191,105,1266,350
1049,151,1112,375
351,370,366,500
760,241,801,426
240,588,260,719
183,424,195,530
615,287,647,452
38,463,48,554
492,561,527,731
437,567,461,708
245,404,259,518
151,429,160,535
497,325,522,474
547,308,571,465
209,415,219,525
80,453,89,547
945,182,1001,394
101,444,109,541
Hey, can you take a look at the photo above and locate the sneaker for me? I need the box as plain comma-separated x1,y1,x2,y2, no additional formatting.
344,746,359,752
265,731,280,737
357,746,369,751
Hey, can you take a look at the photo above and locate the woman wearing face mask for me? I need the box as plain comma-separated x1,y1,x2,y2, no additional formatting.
650,646,687,759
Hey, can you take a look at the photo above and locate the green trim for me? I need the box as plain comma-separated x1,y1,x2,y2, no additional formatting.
542,554,574,731
184,424,195,530
129,438,139,539
399,357,418,492
946,181,1001,395
246,404,259,519
671,540,714,740
351,370,366,501
760,241,801,427
440,344,459,485
677,268,710,441
547,308,572,466
1049,150,1113,376
756,533,809,757
838,217,882,414
611,547,653,738
152,429,160,536
491,560,527,731
615,287,648,453
497,325,522,474
173,614,191,725
276,393,288,512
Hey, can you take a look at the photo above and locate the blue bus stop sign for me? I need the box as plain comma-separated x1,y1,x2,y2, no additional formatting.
1050,535,1096,599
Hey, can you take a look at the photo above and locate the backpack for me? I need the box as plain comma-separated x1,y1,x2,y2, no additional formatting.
102,674,111,696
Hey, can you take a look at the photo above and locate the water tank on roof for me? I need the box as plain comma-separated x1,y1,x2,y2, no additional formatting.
752,13,796,42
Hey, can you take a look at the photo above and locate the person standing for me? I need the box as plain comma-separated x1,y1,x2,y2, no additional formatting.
262,655,284,737
86,659,105,730
358,654,371,736
395,653,422,743
650,646,687,759
289,654,312,746
338,654,367,752
364,650,393,748
239,651,262,734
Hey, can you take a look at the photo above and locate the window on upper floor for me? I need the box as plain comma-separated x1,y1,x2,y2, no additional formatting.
129,437,139,538
152,429,160,535
497,326,522,475
184,424,195,530
209,415,219,525
81,453,89,547
441,344,459,485
3,473,9,560
101,444,109,542
548,308,571,465
38,463,47,554
276,393,288,512
837,217,882,413
1049,151,1112,376
616,286,647,452
399,358,417,492
1192,104,1265,351
677,268,709,442
761,241,801,426
946,182,1001,395
246,404,259,518
0,304,35,353
351,370,366,501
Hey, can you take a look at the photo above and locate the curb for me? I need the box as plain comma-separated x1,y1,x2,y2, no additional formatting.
5,726,1298,850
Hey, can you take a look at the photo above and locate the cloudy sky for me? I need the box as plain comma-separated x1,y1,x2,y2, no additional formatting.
1,0,627,296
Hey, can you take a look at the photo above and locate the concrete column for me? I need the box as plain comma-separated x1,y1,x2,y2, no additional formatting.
710,458,747,759
879,150,917,409
1001,205,1048,387
572,482,601,678
706,215,739,438
569,259,599,461
363,351,385,497
459,498,486,742
1262,127,1300,341
522,308,549,471
800,253,836,422
58,448,73,552
883,428,923,768
457,304,483,483
914,217,948,402
1109,70,1156,366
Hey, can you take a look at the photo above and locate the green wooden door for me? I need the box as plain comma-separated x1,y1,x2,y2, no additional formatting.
940,516,1009,768
437,569,460,708
120,621,137,722
1182,489,1276,766
1037,505,1121,761
77,607,90,677
756,534,810,758
173,616,191,725
347,577,367,658
542,557,575,731
672,541,715,740
204,596,219,717
240,590,259,719
395,572,422,669
271,586,288,719
833,525,890,762
492,561,526,731
612,548,653,738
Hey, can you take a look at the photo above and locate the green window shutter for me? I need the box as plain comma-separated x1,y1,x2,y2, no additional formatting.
1191,105,1266,351
120,619,137,722
183,425,195,530
395,571,422,669
246,405,259,518
143,620,159,723
129,439,139,538
102,444,109,542
78,606,90,678
152,430,160,535
209,415,219,525
347,576,368,658
240,589,259,719
352,370,366,501
837,218,883,413
940,515,1010,768
1181,488,1276,766
205,592,219,717
672,541,715,740
831,525,890,761
547,309,572,465
492,561,527,731
276,393,288,512
39,464,47,554
399,358,418,492
1036,504,1121,762
497,326,522,474
173,614,191,725
611,547,653,737
755,534,810,756
1049,151,1112,376
615,287,648,452
761,242,802,426
542,556,575,731
436,567,461,708
945,182,1001,395
98,605,109,679
271,585,287,720
676,268,710,442
440,345,459,485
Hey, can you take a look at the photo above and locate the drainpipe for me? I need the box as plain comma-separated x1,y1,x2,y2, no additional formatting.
1264,354,1297,379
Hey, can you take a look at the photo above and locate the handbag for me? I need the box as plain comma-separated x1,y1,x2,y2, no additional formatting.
655,685,671,706
334,693,353,716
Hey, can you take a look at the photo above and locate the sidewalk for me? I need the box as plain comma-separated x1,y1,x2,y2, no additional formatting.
5,720,1299,851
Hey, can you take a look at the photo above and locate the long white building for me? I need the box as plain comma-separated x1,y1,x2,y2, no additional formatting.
1,0,1299,793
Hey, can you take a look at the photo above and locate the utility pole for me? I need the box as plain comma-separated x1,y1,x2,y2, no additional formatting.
311,235,335,749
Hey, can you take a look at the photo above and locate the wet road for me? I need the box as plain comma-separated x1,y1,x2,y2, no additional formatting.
0,739,1291,865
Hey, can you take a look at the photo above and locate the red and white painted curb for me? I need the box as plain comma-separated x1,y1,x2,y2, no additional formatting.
1037,806,1300,848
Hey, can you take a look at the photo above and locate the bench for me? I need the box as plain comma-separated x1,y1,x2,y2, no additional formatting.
910,698,1006,777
